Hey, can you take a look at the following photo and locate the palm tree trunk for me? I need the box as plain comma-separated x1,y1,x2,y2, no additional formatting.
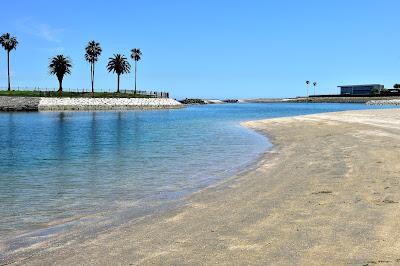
7,51,10,91
134,60,137,94
90,63,94,95
58,77,63,94
117,74,120,93
90,63,93,93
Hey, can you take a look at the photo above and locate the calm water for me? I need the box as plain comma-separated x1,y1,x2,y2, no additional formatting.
0,103,390,246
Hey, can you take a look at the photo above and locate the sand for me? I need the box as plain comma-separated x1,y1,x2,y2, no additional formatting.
5,108,400,265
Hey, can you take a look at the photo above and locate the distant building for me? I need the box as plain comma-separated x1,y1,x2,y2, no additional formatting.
339,84,384,96
388,88,400,93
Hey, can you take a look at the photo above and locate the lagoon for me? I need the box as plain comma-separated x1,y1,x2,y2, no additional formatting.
0,103,390,253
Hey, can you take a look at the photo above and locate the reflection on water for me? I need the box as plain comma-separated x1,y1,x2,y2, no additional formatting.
0,103,390,242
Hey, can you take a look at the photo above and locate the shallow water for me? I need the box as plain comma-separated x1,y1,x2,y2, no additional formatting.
0,103,391,246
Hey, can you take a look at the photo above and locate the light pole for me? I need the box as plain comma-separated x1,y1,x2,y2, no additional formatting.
306,80,310,97
313,82,317,95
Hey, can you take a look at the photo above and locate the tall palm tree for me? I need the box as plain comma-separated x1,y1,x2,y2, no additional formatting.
130,48,142,94
85,41,102,95
0,33,18,91
107,54,130,93
313,81,317,95
305,80,310,97
49,55,72,94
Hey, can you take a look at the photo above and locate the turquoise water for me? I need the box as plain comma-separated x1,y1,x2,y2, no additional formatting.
0,103,390,249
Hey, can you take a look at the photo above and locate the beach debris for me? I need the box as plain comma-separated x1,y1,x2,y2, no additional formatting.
311,190,333,195
382,196,398,204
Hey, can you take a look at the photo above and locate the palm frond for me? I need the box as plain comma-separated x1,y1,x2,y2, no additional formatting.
107,54,131,75
130,48,142,61
85,40,102,63
0,33,18,51
49,55,72,76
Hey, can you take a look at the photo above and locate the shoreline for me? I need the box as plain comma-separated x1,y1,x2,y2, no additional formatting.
4,108,400,265
0,124,270,265
0,132,269,262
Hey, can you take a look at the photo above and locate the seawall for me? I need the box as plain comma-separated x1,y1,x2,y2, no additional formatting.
0,96,41,111
0,97,183,111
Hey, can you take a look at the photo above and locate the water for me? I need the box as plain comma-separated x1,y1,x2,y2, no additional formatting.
0,103,391,249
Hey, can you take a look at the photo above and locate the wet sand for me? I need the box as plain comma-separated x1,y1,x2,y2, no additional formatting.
6,108,400,265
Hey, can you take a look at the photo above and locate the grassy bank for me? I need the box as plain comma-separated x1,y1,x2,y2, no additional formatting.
0,90,154,98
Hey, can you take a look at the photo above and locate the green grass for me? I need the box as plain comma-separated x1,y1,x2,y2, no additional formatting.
0,90,154,98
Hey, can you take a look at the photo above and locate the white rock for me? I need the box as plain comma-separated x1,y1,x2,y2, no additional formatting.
38,97,182,111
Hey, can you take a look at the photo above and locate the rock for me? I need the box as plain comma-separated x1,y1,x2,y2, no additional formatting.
222,99,239,103
179,99,206,105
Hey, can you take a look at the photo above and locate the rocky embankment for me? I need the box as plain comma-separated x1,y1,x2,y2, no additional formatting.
179,99,206,104
179,98,239,104
0,97,182,111
289,96,400,103
366,99,400,106
0,96,41,111
244,96,400,103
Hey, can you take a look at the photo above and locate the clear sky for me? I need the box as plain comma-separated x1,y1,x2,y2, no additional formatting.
0,0,399,99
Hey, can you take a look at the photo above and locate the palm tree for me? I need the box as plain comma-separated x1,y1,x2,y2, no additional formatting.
130,48,142,94
0,33,18,91
305,80,310,97
313,82,317,95
49,55,72,94
85,41,102,95
107,54,130,93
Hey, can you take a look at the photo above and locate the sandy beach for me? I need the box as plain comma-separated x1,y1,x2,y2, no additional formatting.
5,108,400,265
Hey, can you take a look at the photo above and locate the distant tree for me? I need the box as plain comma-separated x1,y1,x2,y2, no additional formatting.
305,80,310,97
0,33,18,91
107,54,131,93
85,41,102,95
313,81,317,95
371,88,378,95
130,48,142,94
49,55,72,94
394,84,400,89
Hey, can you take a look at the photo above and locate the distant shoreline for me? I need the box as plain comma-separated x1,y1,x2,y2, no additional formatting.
2,95,399,111
179,96,400,105
242,96,400,104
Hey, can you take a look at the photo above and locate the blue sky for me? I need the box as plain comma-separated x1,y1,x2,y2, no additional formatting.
0,0,399,99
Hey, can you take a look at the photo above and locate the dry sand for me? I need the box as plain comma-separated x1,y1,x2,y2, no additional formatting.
6,108,400,265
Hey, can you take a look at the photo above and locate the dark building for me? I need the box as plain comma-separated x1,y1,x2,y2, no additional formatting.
339,84,384,96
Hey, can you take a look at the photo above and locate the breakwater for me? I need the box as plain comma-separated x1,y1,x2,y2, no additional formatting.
0,96,182,111
243,96,400,104
366,99,400,106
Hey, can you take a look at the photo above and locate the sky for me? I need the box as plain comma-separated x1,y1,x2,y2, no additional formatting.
0,0,399,99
